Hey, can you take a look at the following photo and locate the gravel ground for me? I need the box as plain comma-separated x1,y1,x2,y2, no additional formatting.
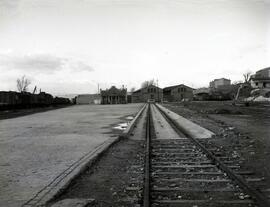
163,102,270,195
50,105,148,207
51,138,145,207
48,102,270,206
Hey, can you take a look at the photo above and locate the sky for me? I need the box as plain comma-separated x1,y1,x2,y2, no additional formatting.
0,0,270,95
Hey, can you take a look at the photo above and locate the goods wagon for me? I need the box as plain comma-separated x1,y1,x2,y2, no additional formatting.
0,91,20,106
0,91,71,110
53,97,71,105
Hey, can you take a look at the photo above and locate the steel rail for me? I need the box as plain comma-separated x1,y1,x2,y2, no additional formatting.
154,103,270,207
143,103,151,207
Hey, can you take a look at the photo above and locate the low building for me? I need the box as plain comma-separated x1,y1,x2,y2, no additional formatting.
250,67,270,88
163,84,194,102
210,78,231,89
193,88,211,100
194,85,238,101
127,92,132,103
100,86,127,104
131,85,163,103
76,94,101,104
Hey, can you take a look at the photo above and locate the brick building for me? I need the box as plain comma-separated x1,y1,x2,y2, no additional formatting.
100,86,127,104
131,85,163,103
163,84,194,102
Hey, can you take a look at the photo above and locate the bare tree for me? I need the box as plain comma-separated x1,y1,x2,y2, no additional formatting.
141,79,155,88
232,80,243,85
130,87,136,92
243,72,251,83
17,75,31,93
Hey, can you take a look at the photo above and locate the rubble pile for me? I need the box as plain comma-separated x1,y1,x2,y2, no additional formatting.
245,89,270,102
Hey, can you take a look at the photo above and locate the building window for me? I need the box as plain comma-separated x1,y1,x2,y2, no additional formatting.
263,82,266,88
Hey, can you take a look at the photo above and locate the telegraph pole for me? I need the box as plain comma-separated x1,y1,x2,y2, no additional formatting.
157,79,159,102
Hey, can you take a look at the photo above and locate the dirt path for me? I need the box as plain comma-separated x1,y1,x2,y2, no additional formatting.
164,102,270,195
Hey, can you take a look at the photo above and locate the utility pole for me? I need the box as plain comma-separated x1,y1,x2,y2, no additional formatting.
157,79,159,102
32,86,37,94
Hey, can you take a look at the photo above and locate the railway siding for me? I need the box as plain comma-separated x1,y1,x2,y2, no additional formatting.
146,103,269,207
46,103,269,207
156,103,215,139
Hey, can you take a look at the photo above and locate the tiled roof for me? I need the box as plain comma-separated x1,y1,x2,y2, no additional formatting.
163,84,194,92
100,86,127,96
132,84,162,93
257,67,270,73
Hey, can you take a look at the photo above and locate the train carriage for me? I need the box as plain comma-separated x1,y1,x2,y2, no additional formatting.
0,91,71,111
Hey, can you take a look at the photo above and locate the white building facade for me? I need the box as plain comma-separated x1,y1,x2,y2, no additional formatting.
250,67,270,89
209,78,231,89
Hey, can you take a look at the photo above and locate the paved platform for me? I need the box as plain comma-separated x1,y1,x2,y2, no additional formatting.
156,104,215,139
0,104,143,207
150,104,181,139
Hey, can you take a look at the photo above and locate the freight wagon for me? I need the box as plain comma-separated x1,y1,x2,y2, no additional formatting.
0,91,71,110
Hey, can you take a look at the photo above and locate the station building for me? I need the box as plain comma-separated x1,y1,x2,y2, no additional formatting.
100,86,127,104
163,84,194,102
131,85,163,103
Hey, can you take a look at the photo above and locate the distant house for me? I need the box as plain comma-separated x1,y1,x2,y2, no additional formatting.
193,86,237,101
76,94,101,104
208,78,238,100
100,86,127,104
163,84,194,102
209,78,231,89
215,84,239,100
250,67,270,89
131,85,163,103
193,88,211,101
127,92,132,103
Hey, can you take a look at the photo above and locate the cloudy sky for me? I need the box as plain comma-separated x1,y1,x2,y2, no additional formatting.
0,0,269,95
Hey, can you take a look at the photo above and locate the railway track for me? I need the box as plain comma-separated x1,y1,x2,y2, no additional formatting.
140,103,269,207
